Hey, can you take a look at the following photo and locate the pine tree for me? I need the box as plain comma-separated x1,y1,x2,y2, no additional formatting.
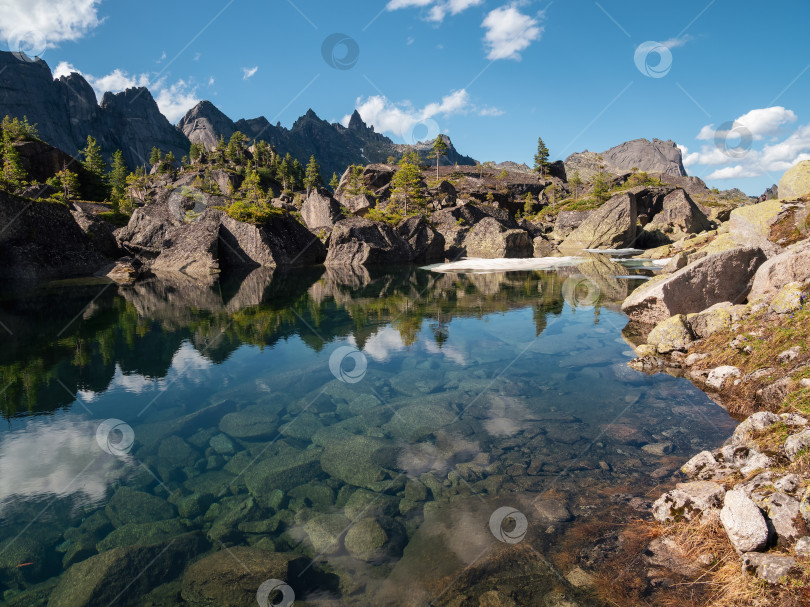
108,150,128,214
523,192,534,216
303,156,323,195
329,172,340,191
163,151,177,175
391,151,425,216
427,135,449,180
80,135,108,201
226,132,248,164
240,167,264,203
569,171,582,201
533,137,550,178
277,155,292,192
592,171,610,204
189,142,204,163
292,158,303,190
346,165,366,197
149,147,162,168
1,129,27,186
54,163,80,204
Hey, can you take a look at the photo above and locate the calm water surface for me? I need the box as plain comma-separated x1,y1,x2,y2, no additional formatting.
0,257,736,606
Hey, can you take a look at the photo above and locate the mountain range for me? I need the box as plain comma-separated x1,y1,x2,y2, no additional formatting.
0,50,705,186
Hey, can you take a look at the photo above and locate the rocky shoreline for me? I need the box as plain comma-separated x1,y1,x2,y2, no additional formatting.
618,194,810,602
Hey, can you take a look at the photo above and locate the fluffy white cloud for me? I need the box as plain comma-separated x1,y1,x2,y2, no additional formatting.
482,4,544,61
342,89,501,142
685,111,810,180
387,0,482,22
51,61,199,123
660,35,691,49
697,106,797,142
242,66,258,80
0,0,104,55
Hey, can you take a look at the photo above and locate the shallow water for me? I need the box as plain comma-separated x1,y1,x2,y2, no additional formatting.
0,258,736,606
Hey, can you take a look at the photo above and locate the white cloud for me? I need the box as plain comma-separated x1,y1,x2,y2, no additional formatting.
242,66,258,80
208,76,215,86
685,110,810,181
342,89,481,141
387,0,483,23
478,106,505,117
0,0,104,55
697,106,798,143
660,35,691,49
482,4,544,61
50,62,200,123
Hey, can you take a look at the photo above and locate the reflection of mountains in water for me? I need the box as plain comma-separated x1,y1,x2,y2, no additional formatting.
0,257,647,418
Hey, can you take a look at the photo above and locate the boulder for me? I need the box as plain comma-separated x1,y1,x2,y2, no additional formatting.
769,281,807,314
729,200,783,256
302,513,350,554
533,236,556,258
647,189,713,237
749,240,810,300
344,518,390,562
652,481,725,522
151,210,222,278
552,211,590,239
646,314,695,353
335,164,395,202
720,490,770,553
181,547,309,607
686,302,733,339
430,204,518,258
559,191,637,251
0,192,109,282
741,552,797,585
621,246,767,323
218,212,326,267
301,188,343,230
325,216,412,266
343,193,375,216
784,429,810,461
71,210,121,258
49,533,208,607
463,217,533,258
706,365,742,390
396,215,445,263
778,160,810,200
759,492,802,542
733,412,781,445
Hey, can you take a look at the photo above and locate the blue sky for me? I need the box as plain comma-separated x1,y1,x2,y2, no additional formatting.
3,0,809,195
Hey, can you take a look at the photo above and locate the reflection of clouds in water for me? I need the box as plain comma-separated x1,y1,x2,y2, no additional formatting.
397,431,481,479
78,342,214,400
354,327,407,362
423,339,467,366
482,395,538,438
0,417,129,513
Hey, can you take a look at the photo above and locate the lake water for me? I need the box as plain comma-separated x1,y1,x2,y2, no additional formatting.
0,256,736,606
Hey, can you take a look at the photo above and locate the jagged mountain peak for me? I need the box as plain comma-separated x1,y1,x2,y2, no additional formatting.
348,109,366,131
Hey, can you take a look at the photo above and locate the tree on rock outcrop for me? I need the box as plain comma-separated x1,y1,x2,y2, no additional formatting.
149,146,162,168
226,131,248,163
108,150,129,214
329,172,340,191
391,151,425,216
53,164,80,205
428,135,448,180
189,142,204,164
534,137,550,178
570,171,582,201
81,135,108,201
304,155,323,195
0,131,26,188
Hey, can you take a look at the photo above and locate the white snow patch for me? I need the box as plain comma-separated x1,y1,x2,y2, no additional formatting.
425,257,584,274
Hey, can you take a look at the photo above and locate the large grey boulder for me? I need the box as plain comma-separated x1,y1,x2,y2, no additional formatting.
463,217,532,258
621,246,767,323
396,215,445,263
748,239,810,300
301,187,343,230
720,490,769,553
551,210,590,239
741,552,798,585
0,191,109,283
71,210,121,259
430,204,518,258
559,191,637,251
778,160,810,200
728,200,784,257
647,188,713,237
325,216,411,266
564,138,687,181
652,481,725,522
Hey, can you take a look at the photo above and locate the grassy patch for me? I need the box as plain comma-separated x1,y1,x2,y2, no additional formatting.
96,211,132,227
217,200,283,225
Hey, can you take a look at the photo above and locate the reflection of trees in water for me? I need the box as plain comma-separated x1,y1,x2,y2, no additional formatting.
0,260,638,418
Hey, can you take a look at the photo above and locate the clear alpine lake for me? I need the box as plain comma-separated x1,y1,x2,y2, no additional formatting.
0,256,737,606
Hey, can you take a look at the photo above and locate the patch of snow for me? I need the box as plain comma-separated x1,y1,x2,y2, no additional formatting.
425,257,584,274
